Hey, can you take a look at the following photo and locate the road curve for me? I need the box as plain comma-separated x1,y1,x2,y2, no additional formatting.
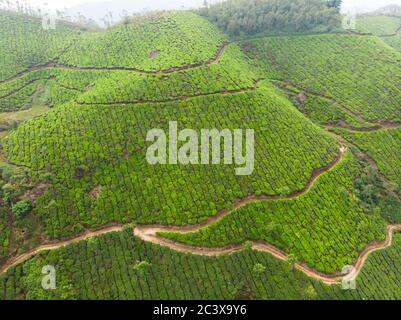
0,143,399,285
1,34,401,287
0,42,230,86
77,79,261,106
0,144,348,284
0,91,399,286
0,225,125,274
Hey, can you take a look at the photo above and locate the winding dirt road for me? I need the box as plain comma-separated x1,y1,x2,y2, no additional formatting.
1,37,401,286
77,79,261,106
0,225,124,274
0,42,230,87
273,80,401,131
379,23,401,38
1,143,345,276
0,140,400,286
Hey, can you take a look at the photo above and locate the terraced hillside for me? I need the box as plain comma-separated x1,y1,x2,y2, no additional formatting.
161,151,387,274
0,5,401,301
59,12,227,71
356,14,401,36
241,34,401,121
0,11,79,82
3,226,401,300
355,14,401,51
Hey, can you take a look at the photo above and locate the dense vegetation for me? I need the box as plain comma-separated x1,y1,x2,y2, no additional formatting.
59,12,226,71
0,3,401,300
3,227,401,300
356,14,401,36
162,151,387,274
199,0,341,37
337,128,401,196
0,11,78,82
3,82,338,239
241,34,401,121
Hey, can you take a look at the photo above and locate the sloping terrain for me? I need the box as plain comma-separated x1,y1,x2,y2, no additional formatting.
0,5,401,300
58,12,226,71
241,34,401,121
0,11,79,82
355,14,401,51
356,14,401,36
161,151,387,274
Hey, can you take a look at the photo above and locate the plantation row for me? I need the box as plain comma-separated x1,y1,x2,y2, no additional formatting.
0,228,334,300
3,227,401,300
0,44,257,112
59,12,226,71
356,15,401,36
273,84,375,129
0,11,78,82
241,34,401,121
77,44,256,104
162,152,387,274
3,84,338,239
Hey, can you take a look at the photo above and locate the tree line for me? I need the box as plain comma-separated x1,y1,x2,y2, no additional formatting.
199,0,342,36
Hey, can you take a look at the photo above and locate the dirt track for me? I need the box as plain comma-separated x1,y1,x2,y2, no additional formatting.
273,80,401,131
0,225,125,274
379,23,401,37
77,79,261,106
0,143,400,286
0,42,230,86
1,36,401,285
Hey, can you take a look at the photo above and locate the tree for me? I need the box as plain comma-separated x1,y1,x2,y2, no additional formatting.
253,263,266,275
199,0,342,36
327,0,342,9
243,241,253,252
286,254,298,271
12,200,33,220
133,260,151,276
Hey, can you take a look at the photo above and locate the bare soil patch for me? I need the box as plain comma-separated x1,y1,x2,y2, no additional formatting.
297,92,307,104
89,185,102,200
20,183,49,203
148,50,161,59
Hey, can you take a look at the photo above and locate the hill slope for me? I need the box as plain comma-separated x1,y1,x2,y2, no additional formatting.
0,7,401,301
